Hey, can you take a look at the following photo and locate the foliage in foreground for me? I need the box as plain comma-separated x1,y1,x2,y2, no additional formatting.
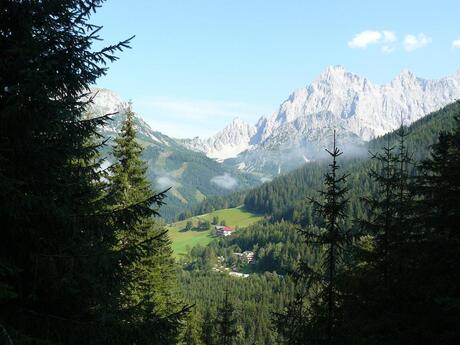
0,1,185,344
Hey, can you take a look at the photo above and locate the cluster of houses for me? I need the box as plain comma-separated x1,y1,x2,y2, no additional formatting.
215,225,236,237
232,250,255,264
214,251,255,279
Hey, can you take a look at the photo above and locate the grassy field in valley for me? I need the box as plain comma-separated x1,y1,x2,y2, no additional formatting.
167,206,263,257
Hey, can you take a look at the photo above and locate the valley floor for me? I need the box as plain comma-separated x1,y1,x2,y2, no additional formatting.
167,206,263,257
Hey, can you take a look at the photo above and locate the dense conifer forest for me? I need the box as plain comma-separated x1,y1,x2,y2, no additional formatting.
178,103,460,344
1,1,459,344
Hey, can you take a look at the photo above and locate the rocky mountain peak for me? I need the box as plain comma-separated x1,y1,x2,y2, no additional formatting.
182,66,460,173
225,117,253,131
88,88,127,116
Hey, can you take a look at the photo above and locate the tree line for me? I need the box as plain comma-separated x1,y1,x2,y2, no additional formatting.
180,114,460,344
274,120,460,344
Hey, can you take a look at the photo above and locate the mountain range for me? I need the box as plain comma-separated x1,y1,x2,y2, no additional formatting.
183,66,460,174
88,89,261,221
90,65,460,219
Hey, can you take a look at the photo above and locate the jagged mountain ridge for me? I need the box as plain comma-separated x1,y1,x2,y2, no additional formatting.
88,88,176,147
180,117,257,162
88,88,261,221
182,66,460,173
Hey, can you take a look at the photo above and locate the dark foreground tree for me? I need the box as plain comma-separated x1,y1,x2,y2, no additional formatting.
201,308,216,345
276,131,351,345
410,114,460,344
108,106,187,343
0,1,184,344
216,290,237,345
342,126,417,344
180,310,204,345
273,290,310,345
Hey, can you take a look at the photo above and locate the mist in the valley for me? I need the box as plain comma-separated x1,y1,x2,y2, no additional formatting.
211,173,238,189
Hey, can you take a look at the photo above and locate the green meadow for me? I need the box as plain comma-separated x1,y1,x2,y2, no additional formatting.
167,206,263,257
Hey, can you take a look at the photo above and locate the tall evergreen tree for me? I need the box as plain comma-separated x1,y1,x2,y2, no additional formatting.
107,105,187,343
0,1,187,344
343,125,418,345
180,310,204,345
358,126,414,289
276,131,351,345
410,114,460,344
0,1,135,343
201,308,216,345
216,290,237,345
305,131,351,345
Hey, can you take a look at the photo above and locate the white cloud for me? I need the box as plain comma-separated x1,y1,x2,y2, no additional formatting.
382,31,397,43
210,173,238,189
348,30,383,48
381,45,395,54
348,30,397,52
156,175,179,190
452,39,460,48
403,33,432,51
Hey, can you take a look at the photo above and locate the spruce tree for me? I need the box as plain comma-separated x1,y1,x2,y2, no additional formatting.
180,310,204,345
304,131,351,345
272,291,309,345
216,290,237,345
201,308,216,345
0,1,140,343
108,105,186,344
276,131,351,345
0,1,188,344
411,114,460,344
345,126,417,345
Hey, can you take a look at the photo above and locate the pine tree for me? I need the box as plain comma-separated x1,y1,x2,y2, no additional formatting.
410,114,460,344
304,131,351,345
276,131,351,345
201,308,216,345
345,125,417,344
108,105,187,344
0,1,141,343
272,291,309,345
216,290,238,345
358,127,414,290
180,310,204,345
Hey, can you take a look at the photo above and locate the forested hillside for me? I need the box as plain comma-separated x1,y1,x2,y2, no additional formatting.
178,271,295,344
96,106,261,222
182,109,460,344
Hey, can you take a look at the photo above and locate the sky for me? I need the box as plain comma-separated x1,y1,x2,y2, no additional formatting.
92,0,460,138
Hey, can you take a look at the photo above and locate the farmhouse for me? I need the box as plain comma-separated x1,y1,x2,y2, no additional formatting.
215,225,236,237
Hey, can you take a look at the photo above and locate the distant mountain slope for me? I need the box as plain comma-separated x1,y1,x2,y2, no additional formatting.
182,66,460,175
89,88,261,221
240,101,460,221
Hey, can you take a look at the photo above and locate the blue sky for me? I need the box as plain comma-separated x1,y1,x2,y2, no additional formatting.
93,0,460,138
